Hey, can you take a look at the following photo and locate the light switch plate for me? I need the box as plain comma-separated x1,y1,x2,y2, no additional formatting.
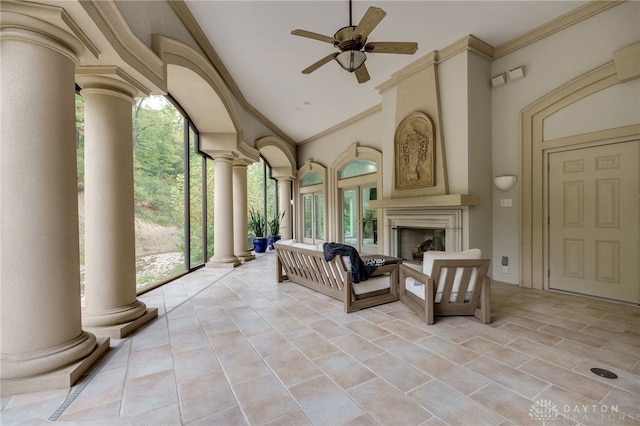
500,199,512,207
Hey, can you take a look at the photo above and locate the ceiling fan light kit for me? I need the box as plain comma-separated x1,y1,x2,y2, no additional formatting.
291,1,418,83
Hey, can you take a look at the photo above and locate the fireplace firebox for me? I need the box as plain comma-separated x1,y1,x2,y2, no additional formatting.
396,227,445,262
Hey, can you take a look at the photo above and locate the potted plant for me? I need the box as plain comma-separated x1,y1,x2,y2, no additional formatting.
267,211,285,250
248,208,267,253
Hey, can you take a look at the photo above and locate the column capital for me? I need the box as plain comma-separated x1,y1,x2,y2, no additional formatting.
233,157,253,168
208,151,236,162
76,66,150,100
0,3,85,64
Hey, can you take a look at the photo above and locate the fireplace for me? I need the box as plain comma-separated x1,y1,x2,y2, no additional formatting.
396,227,445,262
383,209,463,262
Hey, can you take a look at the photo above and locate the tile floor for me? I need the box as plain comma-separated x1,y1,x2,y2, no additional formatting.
2,253,639,425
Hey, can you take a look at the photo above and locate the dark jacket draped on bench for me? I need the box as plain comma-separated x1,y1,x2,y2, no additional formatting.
323,242,376,283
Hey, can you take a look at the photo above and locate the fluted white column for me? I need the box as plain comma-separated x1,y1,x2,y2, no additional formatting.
233,158,255,261
207,152,240,268
1,5,108,394
78,74,157,338
277,178,293,240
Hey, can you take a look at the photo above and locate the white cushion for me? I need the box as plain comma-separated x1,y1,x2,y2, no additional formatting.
410,249,482,303
352,275,390,295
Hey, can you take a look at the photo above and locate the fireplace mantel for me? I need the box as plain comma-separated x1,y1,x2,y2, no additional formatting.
370,194,477,209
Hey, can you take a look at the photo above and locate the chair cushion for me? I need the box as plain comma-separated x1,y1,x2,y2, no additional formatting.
409,249,482,303
352,275,390,295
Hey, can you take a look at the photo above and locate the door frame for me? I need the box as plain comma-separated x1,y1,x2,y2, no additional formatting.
543,139,638,295
520,44,640,289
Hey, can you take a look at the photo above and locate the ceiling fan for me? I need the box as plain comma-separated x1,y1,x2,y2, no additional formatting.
291,1,419,84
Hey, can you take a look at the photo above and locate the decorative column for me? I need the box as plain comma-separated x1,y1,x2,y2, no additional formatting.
0,4,108,394
207,152,241,268
277,178,293,240
233,158,255,261
77,72,158,339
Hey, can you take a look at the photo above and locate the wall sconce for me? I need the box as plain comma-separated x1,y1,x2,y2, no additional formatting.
494,175,518,191
509,66,525,82
491,73,506,88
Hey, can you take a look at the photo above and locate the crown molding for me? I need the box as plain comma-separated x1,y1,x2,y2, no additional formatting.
494,0,623,59
169,0,296,149
299,104,382,146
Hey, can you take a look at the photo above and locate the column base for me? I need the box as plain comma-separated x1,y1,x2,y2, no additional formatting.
236,252,255,262
83,308,158,339
1,337,110,396
206,259,241,268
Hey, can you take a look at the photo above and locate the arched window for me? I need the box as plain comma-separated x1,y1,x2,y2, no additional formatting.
297,162,327,244
331,145,382,255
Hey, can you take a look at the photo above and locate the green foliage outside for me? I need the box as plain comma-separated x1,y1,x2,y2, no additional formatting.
76,93,278,291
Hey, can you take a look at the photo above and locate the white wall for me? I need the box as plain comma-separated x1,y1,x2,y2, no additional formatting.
491,1,640,283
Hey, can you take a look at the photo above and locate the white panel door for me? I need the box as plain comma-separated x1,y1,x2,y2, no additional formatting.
548,141,639,303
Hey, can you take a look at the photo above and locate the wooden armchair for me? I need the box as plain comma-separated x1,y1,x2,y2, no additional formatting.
399,250,491,324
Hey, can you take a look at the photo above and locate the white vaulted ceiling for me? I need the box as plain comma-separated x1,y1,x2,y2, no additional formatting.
183,1,588,143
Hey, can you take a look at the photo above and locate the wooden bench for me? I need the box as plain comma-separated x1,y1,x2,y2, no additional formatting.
275,241,399,313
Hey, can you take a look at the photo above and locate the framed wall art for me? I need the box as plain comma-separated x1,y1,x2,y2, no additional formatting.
394,111,435,190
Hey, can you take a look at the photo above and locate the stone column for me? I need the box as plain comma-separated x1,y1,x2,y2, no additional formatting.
207,152,240,268
77,73,157,339
0,5,108,394
277,178,293,240
233,158,255,261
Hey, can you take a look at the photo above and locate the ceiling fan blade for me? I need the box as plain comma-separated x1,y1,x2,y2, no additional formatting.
353,7,386,41
365,41,418,55
355,64,370,84
302,52,339,74
291,29,338,45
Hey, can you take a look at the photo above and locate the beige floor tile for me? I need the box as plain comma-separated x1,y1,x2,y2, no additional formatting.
265,349,322,387
537,385,626,426
452,321,517,346
168,328,209,354
289,376,364,425
504,339,579,370
539,324,609,348
130,326,169,352
408,380,505,425
462,337,531,368
177,371,238,424
232,373,299,425
601,339,640,359
416,335,478,365
498,323,563,346
57,400,125,423
470,383,576,426
553,340,639,372
466,356,548,398
172,345,221,382
419,322,475,344
207,329,253,356
249,330,296,358
572,360,640,396
308,318,353,339
599,388,640,421
412,354,490,395
121,369,178,417
344,319,392,340
312,351,376,390
125,344,173,381
62,366,125,415
519,358,611,401
373,334,433,363
264,409,312,426
290,332,340,360
380,319,433,341
582,325,640,348
186,404,247,426
363,352,432,392
330,333,384,362
218,348,271,385
348,378,432,425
